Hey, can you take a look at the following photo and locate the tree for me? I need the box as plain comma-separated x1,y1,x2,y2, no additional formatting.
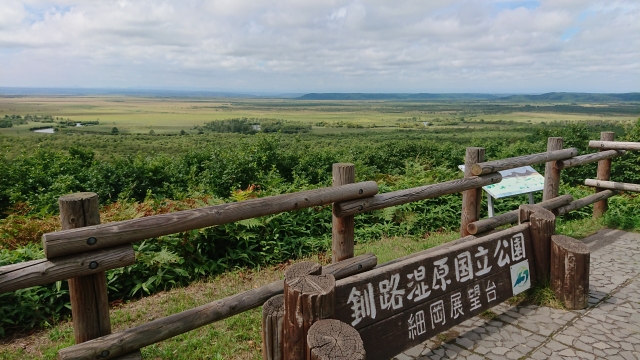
111,127,119,134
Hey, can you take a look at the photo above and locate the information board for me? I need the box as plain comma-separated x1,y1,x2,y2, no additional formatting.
334,226,535,359
459,165,544,199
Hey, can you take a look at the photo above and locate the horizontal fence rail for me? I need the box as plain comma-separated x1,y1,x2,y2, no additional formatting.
43,181,378,259
555,150,625,170
0,245,135,294
589,141,640,150
471,148,578,176
57,253,377,360
334,173,502,217
466,194,573,235
555,190,617,216
584,179,640,192
0,135,637,359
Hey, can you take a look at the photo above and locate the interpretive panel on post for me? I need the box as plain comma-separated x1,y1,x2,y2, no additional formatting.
333,226,534,357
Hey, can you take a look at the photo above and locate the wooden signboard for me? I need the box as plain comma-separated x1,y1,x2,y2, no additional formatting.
334,224,535,358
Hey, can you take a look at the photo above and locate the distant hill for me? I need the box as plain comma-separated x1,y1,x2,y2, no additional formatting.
296,92,640,102
296,93,500,101
500,92,640,102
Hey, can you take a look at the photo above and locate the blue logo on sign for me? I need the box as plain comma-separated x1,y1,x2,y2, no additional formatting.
513,267,529,288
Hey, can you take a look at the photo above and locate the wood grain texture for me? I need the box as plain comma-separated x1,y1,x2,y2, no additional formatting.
461,147,485,237
471,148,578,176
57,253,377,360
588,140,640,150
43,181,378,259
543,137,563,201
467,195,572,235
334,173,502,217
283,275,335,360
357,269,514,359
593,132,615,218
519,205,555,281
262,295,285,360
584,179,640,192
555,190,617,216
307,320,365,360
284,262,322,279
59,193,112,344
554,150,624,170
332,163,355,263
334,224,533,330
551,235,590,310
0,245,135,294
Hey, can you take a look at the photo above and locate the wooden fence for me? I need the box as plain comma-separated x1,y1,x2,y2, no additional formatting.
1,133,639,359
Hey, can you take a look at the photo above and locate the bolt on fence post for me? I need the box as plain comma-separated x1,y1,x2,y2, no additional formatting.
59,192,141,359
332,163,355,263
460,147,485,237
593,131,615,218
543,137,563,202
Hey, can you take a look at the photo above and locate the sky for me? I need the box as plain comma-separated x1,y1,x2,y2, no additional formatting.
0,0,638,94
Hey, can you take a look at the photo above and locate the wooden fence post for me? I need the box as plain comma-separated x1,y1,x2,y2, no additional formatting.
262,295,285,360
59,193,141,360
543,137,563,201
551,235,590,309
283,273,335,360
519,205,555,281
59,193,111,343
332,163,355,263
307,319,365,360
460,147,485,237
593,131,615,218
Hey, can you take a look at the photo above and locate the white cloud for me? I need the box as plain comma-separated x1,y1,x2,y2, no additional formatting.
0,0,637,92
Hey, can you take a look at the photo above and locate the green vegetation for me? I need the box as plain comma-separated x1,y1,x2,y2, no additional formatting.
0,96,639,357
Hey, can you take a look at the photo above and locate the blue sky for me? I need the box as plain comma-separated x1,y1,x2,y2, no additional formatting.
0,0,638,93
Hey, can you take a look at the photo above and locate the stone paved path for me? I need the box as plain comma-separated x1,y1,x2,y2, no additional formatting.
393,229,640,360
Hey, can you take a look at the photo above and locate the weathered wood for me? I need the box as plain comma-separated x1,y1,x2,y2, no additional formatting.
285,262,322,279
471,148,578,176
551,235,590,310
357,268,516,359
543,137,563,201
461,147,485,237
467,194,572,235
0,245,135,294
555,190,617,216
588,140,640,150
375,235,477,269
44,182,378,259
334,224,533,330
284,274,335,360
332,163,355,263
584,179,640,192
262,295,285,360
57,253,377,360
519,205,555,280
335,173,502,217
554,150,624,170
307,320,365,360
593,132,615,218
59,193,112,345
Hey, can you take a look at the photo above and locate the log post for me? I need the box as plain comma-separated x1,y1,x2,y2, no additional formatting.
59,193,111,343
551,235,590,309
262,295,285,360
519,205,555,282
283,274,335,360
460,147,485,237
332,163,355,263
543,137,563,201
59,193,141,360
307,319,365,360
593,131,615,218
